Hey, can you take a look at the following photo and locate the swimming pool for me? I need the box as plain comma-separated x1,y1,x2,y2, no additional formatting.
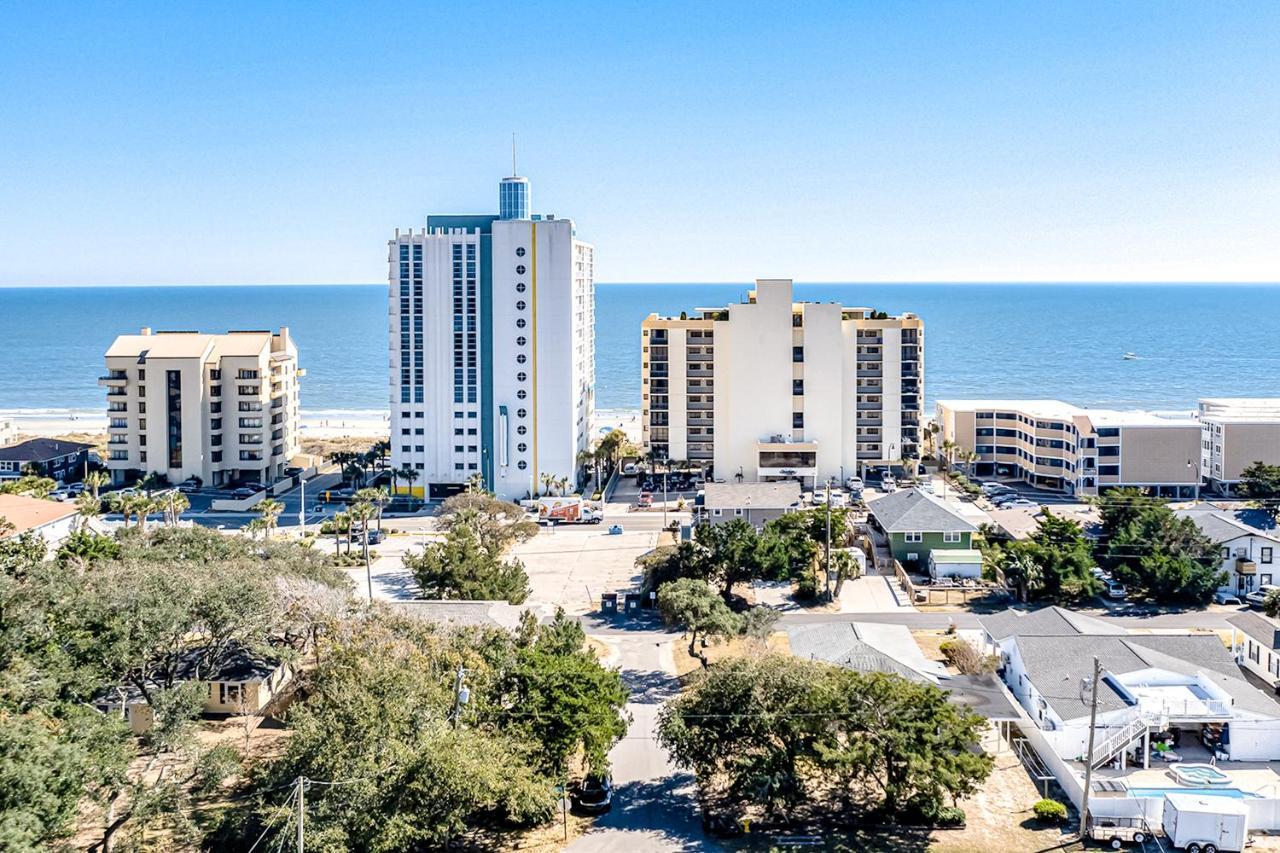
1127,787,1256,799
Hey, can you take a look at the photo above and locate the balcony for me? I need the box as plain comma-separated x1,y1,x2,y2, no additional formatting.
108,436,129,445
106,388,127,397
98,374,128,388
108,402,127,413
272,444,286,458
108,419,128,430
857,369,882,378
271,398,285,410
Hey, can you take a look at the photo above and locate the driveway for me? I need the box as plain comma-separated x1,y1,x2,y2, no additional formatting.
838,574,914,613
569,631,711,852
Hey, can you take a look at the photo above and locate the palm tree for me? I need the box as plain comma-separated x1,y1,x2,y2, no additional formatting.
330,510,351,556
242,517,268,540
125,494,154,531
965,449,980,478
371,439,391,469
74,493,102,531
464,472,485,493
158,491,189,527
939,439,957,472
104,492,128,526
556,475,570,496
84,470,109,500
355,487,389,533
538,472,556,498
397,466,419,498
349,500,376,600
257,498,285,540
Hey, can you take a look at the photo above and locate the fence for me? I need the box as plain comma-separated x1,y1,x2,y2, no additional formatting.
892,560,1008,606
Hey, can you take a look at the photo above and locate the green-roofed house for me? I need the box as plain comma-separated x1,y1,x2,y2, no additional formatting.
868,488,979,568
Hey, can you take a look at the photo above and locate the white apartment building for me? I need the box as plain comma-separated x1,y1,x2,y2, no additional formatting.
388,174,594,502
102,328,302,487
1198,398,1280,495
641,279,923,487
936,400,1201,498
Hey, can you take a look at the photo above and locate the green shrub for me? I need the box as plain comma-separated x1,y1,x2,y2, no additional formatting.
1033,798,1068,824
935,806,965,827
939,639,997,675
794,571,818,601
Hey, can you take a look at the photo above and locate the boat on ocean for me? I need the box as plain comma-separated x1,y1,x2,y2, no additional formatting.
1123,352,1140,360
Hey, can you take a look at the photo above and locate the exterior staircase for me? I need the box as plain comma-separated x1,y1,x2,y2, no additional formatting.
1087,713,1157,769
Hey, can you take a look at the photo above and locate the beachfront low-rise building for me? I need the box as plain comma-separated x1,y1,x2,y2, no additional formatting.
0,437,91,483
101,327,302,487
935,399,1201,498
641,279,923,488
1198,398,1280,495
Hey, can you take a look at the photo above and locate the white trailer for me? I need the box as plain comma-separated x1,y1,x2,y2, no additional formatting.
1162,793,1248,853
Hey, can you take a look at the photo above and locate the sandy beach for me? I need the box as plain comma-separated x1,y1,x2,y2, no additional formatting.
2,407,643,446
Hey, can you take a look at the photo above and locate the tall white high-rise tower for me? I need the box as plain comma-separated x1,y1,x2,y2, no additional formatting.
388,175,595,501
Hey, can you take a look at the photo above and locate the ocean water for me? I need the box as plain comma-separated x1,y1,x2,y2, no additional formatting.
0,283,1278,417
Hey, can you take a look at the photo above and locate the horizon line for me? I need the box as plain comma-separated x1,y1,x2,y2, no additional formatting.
2,280,1280,289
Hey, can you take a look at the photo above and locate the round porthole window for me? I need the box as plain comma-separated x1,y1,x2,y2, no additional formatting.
516,318,526,329
517,443,527,452
517,408,527,418
517,460,527,470
516,282,526,293
515,247,526,257
517,390,527,399
516,264,526,275
516,336,526,346
516,300,526,311
517,372,527,382
516,354,527,364
517,425,527,435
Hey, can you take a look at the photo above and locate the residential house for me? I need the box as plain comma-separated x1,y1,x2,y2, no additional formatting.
0,493,81,555
979,606,1280,765
95,645,293,735
694,481,802,529
1229,611,1280,691
0,418,15,447
867,487,978,566
1175,507,1279,599
0,437,91,483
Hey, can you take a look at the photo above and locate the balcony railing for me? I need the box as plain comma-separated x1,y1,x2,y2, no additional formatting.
98,375,128,387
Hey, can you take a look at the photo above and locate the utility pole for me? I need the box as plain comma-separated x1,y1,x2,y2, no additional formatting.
1079,656,1102,842
824,478,833,601
299,476,306,536
296,775,305,853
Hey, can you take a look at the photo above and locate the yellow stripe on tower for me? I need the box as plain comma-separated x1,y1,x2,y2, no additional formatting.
530,221,539,494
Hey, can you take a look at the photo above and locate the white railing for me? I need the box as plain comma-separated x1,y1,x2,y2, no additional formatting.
1088,714,1152,769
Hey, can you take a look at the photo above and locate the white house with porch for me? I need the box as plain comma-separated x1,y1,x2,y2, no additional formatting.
1175,507,1279,599
980,607,1280,768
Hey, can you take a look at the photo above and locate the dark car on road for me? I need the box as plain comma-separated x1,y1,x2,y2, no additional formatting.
572,775,613,814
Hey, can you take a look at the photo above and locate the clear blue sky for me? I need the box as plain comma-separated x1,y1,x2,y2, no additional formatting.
1,1,1277,285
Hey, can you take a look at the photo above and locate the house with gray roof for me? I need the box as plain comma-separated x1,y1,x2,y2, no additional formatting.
1175,507,1280,599
984,604,1280,765
696,481,802,529
867,487,978,566
1228,611,1280,689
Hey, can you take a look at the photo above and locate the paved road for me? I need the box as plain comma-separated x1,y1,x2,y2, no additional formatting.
569,631,711,852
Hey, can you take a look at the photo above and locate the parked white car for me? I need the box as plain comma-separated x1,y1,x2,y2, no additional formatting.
1107,581,1128,600
845,476,864,494
829,490,848,507
1246,584,1279,609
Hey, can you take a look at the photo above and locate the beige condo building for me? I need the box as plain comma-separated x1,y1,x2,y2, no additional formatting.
102,328,303,487
1198,398,1280,495
936,400,1201,498
641,279,923,487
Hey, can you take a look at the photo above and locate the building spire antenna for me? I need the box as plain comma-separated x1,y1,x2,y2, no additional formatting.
511,132,517,177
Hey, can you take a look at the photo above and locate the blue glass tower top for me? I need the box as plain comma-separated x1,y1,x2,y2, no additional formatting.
498,176,530,220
